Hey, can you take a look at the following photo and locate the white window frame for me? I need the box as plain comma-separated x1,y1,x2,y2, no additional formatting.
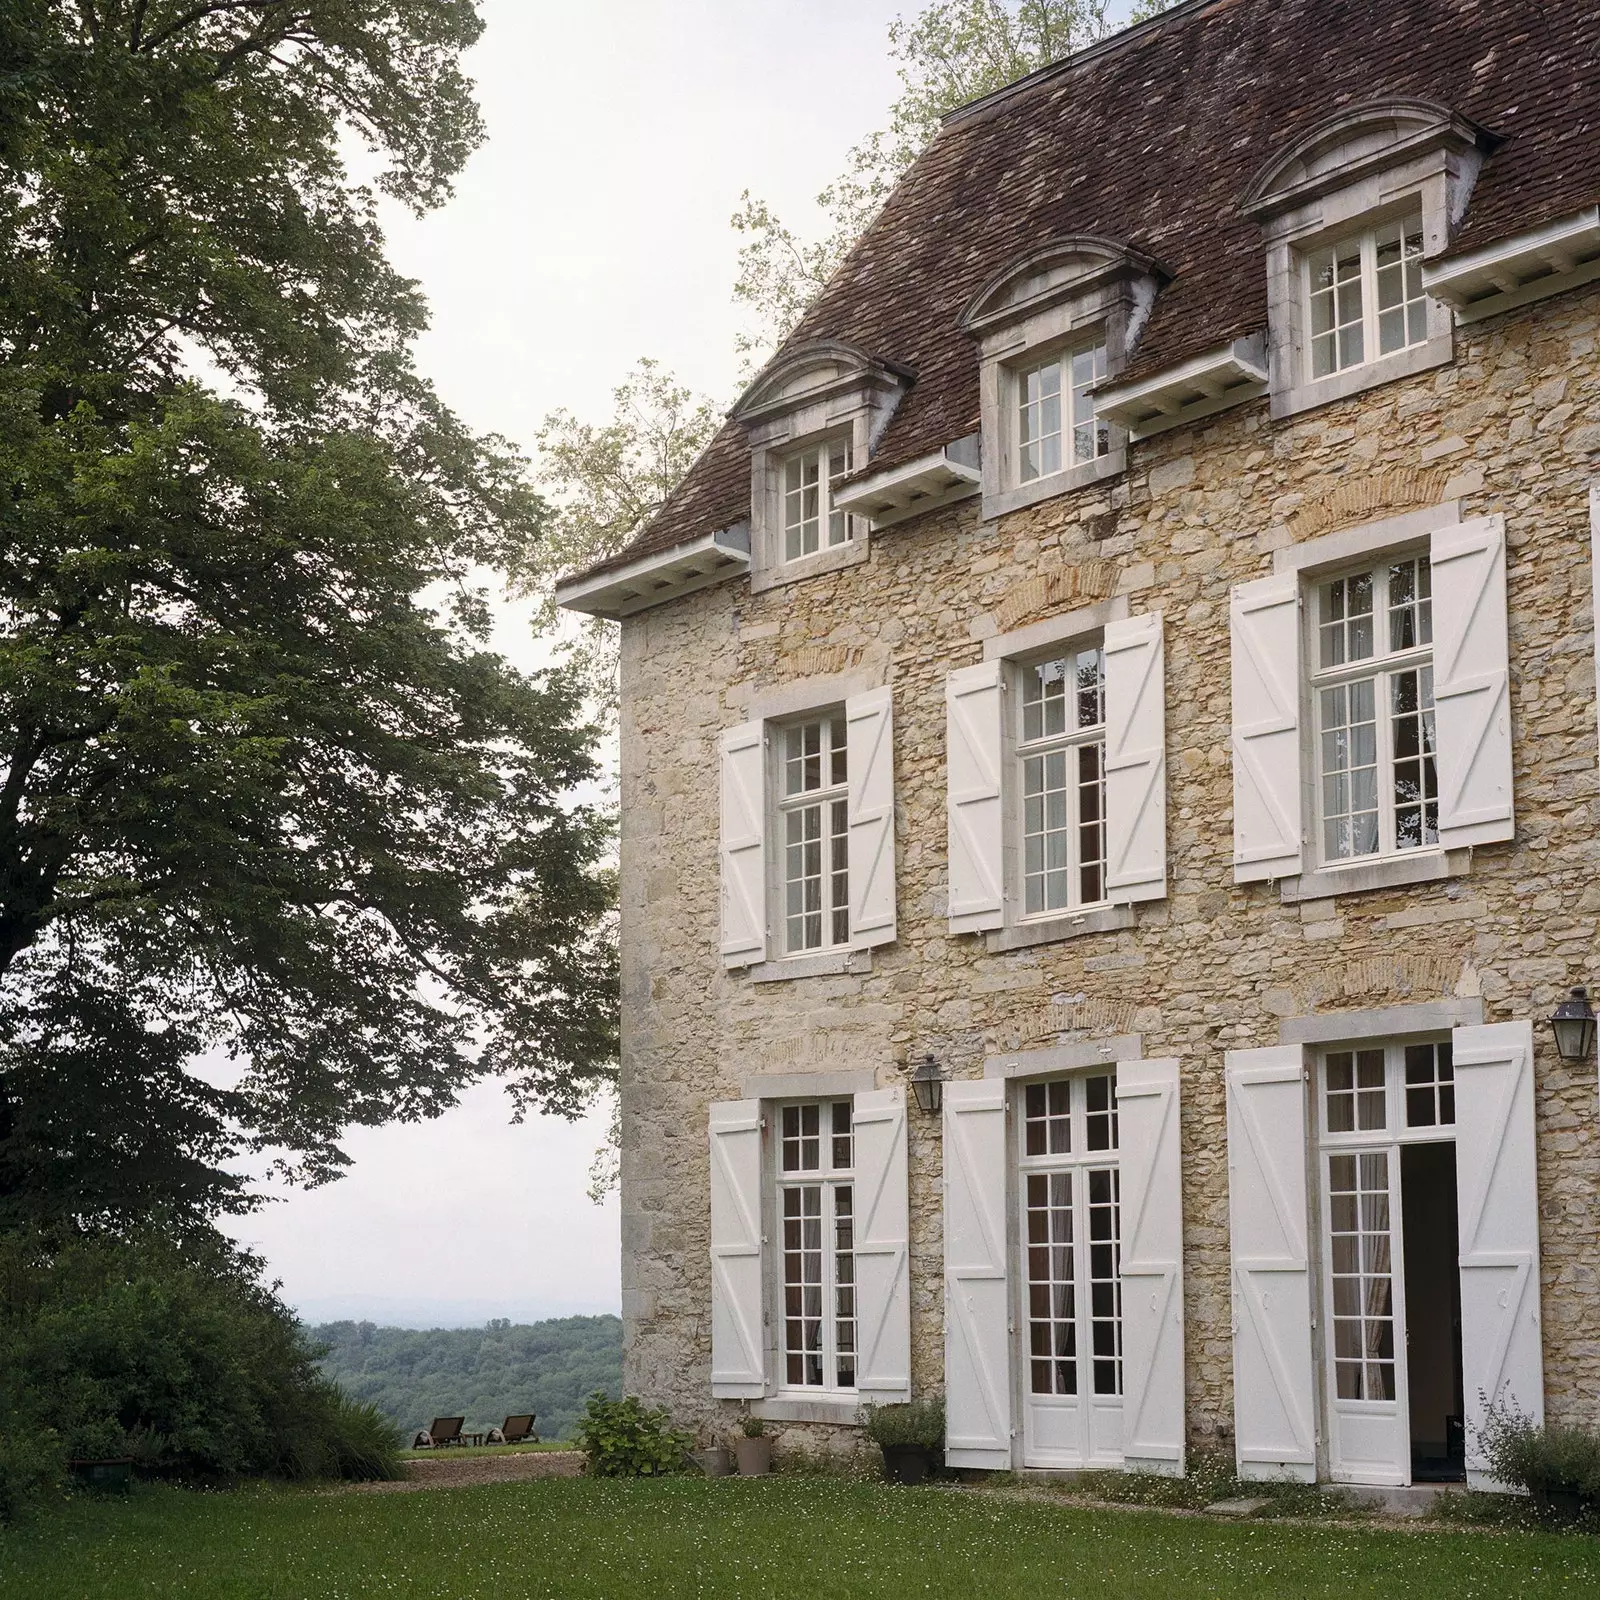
1307,549,1439,870
774,1098,858,1397
780,435,857,563
1303,211,1429,384
772,709,851,956
1013,641,1110,920
1015,339,1111,487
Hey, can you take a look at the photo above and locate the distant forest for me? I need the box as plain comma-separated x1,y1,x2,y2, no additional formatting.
311,1315,622,1442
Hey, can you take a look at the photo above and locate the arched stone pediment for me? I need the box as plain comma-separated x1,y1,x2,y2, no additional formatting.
1241,98,1495,220
731,339,913,425
959,235,1168,337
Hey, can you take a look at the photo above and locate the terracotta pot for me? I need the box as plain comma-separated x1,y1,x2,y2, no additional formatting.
734,1437,772,1477
880,1444,930,1485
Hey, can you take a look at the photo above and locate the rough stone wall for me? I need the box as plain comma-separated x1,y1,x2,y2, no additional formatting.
615,285,1600,1451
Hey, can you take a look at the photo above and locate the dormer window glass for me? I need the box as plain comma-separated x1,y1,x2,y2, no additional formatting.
1307,212,1428,381
1019,343,1109,484
780,713,850,953
783,439,855,562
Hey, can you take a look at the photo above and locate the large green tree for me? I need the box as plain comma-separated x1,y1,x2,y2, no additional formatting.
0,1,618,1222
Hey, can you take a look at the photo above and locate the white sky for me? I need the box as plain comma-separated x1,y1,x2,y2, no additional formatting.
226,0,1146,1331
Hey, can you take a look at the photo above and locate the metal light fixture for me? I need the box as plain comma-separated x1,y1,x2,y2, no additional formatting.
910,1054,944,1116
1549,986,1598,1064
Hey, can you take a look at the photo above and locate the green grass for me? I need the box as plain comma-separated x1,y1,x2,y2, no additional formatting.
5,1478,1600,1599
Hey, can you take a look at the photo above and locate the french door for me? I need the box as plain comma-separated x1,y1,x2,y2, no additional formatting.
1016,1073,1124,1469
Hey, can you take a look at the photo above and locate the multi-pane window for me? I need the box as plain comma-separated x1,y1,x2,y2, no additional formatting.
782,439,854,561
1019,647,1107,915
1312,554,1436,864
1305,210,1428,381
1018,343,1109,483
779,716,848,953
1318,1041,1454,1404
1021,1073,1122,1400
779,1101,855,1391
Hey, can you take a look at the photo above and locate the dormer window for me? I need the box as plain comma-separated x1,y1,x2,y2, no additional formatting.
1242,99,1498,420
1307,211,1428,381
782,438,856,561
961,237,1166,521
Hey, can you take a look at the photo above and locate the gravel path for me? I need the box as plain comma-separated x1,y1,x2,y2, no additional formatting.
342,1451,586,1494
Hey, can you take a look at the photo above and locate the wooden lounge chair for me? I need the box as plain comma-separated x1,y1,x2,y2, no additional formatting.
499,1414,539,1444
425,1416,466,1448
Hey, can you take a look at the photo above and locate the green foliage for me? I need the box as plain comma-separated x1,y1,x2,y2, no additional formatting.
0,0,619,1226
310,1316,622,1445
738,1412,767,1439
1477,1403,1600,1513
0,1227,401,1521
860,1398,945,1450
573,1393,690,1478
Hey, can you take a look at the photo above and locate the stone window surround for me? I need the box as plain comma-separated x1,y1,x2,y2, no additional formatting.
979,596,1141,951
733,342,911,596
1278,997,1483,1048
1248,103,1491,421
985,1035,1144,1080
1271,500,1475,905
736,666,886,984
961,239,1165,522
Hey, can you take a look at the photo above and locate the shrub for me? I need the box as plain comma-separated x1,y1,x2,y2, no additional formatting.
861,1398,945,1451
0,1410,65,1524
739,1413,767,1439
1477,1401,1600,1511
573,1392,690,1477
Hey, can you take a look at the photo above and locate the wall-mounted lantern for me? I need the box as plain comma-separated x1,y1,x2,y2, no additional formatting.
910,1054,944,1116
1549,986,1597,1064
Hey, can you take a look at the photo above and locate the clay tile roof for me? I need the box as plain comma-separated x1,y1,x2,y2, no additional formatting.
577,0,1600,584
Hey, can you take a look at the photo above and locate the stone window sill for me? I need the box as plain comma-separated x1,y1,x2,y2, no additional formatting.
982,449,1126,521
985,904,1136,952
749,537,868,594
1279,849,1470,905
742,949,873,984
752,1395,865,1425
1271,335,1452,420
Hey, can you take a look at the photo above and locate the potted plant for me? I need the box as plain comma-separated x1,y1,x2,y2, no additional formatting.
862,1398,944,1486
734,1413,772,1477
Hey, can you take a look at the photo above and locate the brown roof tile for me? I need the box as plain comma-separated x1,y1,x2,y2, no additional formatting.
580,0,1600,582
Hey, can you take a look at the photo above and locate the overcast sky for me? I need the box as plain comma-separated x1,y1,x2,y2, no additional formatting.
225,0,1147,1331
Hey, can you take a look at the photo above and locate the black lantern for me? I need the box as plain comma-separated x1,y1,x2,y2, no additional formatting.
1550,987,1598,1064
910,1054,944,1116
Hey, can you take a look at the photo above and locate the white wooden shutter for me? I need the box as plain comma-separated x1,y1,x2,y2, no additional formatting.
1433,516,1514,850
846,688,897,950
1118,1056,1186,1476
709,1099,767,1398
1105,613,1168,905
1225,1045,1316,1482
1230,573,1303,883
1590,486,1600,766
946,660,1005,934
1452,1020,1545,1491
943,1077,1012,1468
852,1086,911,1403
719,721,767,968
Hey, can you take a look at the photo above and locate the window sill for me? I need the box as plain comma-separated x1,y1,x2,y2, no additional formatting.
983,449,1126,521
1279,849,1470,904
742,949,873,984
1270,334,1452,420
985,903,1136,952
751,1395,864,1425
749,537,868,594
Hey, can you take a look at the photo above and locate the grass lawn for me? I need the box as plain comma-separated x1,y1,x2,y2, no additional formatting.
3,1477,1598,1600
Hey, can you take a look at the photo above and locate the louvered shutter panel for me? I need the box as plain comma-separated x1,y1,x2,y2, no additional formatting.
943,1077,1012,1468
719,721,767,968
1225,1045,1316,1483
946,660,1005,934
1104,613,1168,905
846,688,897,950
1452,1020,1544,1491
1433,516,1514,850
1230,573,1303,883
709,1099,767,1398
852,1087,911,1403
1118,1056,1186,1477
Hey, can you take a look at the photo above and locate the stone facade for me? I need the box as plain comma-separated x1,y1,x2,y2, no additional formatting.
615,283,1600,1453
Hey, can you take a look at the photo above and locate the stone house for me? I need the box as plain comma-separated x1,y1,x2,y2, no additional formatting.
557,0,1600,1492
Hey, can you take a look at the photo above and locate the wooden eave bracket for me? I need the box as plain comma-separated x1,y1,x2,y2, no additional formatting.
833,437,982,527
554,523,750,620
1095,335,1269,440
1423,207,1600,324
